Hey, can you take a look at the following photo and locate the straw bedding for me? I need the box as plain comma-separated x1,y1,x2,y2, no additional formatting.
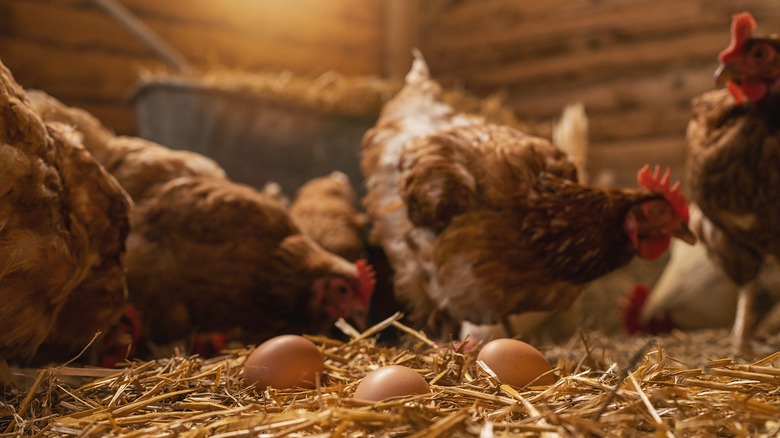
138,68,544,135
2,312,779,437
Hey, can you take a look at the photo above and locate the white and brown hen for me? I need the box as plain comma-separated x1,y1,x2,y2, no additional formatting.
361,53,696,339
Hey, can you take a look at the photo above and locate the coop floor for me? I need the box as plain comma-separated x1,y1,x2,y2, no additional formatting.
3,316,780,437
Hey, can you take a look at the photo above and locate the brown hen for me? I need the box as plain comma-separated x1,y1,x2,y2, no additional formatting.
125,176,375,347
362,54,695,339
289,171,366,262
686,12,780,350
0,61,131,382
26,90,374,354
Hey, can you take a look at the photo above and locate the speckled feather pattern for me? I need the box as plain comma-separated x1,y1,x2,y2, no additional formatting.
686,88,780,283
0,61,131,365
125,177,359,344
289,172,366,261
362,57,663,330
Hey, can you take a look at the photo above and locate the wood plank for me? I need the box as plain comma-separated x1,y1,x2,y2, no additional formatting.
383,0,419,79
422,0,780,54
3,0,383,74
589,136,688,189
1,0,387,135
587,107,692,143
120,0,383,73
0,37,159,98
423,0,709,51
1,0,151,53
419,0,780,88
124,0,380,34
432,30,725,88
504,65,714,127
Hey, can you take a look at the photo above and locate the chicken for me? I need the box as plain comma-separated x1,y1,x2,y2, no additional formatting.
463,102,591,343
361,53,695,338
125,176,375,346
26,90,227,202
622,205,780,335
623,246,780,336
289,171,366,261
0,60,131,381
685,11,780,349
26,90,231,360
26,90,372,354
29,125,133,367
622,204,737,334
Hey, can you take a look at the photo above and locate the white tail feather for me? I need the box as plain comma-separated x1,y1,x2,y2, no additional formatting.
553,102,589,183
406,49,430,85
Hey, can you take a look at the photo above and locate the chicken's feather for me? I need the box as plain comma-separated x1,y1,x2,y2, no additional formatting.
362,54,676,336
126,177,365,345
687,89,780,282
0,61,130,370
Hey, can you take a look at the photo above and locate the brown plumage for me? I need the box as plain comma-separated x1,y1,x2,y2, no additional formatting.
0,61,131,379
289,171,366,261
362,54,694,337
685,11,780,349
687,89,780,281
125,176,375,346
25,90,376,353
26,90,227,202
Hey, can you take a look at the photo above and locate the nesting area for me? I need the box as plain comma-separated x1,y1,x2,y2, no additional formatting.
3,313,779,437
138,67,531,128
3,3,780,437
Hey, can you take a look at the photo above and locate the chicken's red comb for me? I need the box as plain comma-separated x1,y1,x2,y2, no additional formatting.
719,11,756,63
637,164,689,223
355,259,376,306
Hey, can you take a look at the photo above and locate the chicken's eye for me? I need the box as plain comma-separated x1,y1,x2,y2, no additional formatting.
750,43,775,62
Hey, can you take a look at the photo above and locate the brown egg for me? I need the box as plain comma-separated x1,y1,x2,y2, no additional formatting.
243,334,323,390
477,338,555,387
353,365,431,402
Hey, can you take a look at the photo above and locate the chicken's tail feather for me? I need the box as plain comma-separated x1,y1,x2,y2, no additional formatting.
553,102,589,183
406,49,431,85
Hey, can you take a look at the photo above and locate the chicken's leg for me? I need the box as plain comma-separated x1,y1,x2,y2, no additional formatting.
731,281,757,352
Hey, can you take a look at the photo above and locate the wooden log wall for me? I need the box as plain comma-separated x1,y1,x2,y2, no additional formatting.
3,0,780,187
416,0,780,186
0,0,385,134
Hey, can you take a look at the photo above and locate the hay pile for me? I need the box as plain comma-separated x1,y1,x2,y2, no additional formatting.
138,67,545,136
2,313,779,437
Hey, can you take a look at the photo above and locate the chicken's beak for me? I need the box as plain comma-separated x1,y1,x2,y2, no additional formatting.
350,309,369,332
715,62,739,87
673,222,697,245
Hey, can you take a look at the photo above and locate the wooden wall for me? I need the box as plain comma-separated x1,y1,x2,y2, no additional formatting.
0,0,386,134
416,0,780,186
2,0,780,187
